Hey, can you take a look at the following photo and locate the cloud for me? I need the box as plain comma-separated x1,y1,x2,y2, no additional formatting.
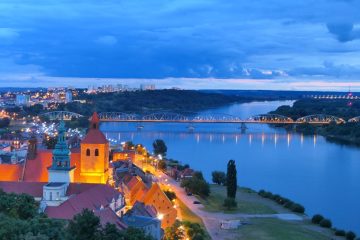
95,35,118,46
327,23,360,42
0,0,359,89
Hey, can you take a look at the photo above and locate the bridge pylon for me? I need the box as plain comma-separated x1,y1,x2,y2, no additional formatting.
187,124,195,132
240,122,247,133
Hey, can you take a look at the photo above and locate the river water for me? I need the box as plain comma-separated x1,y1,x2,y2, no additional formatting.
101,101,360,234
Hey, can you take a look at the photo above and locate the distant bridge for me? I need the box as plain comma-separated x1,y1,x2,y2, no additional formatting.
40,111,84,121
97,112,346,124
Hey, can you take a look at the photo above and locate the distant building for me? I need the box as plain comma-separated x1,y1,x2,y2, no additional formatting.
140,84,156,91
65,91,73,103
15,94,30,106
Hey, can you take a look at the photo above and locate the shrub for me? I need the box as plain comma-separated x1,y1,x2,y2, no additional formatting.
164,190,176,201
262,191,273,199
311,214,324,224
334,229,346,236
223,198,237,210
258,190,266,197
283,201,294,209
319,219,332,228
346,231,356,240
290,203,305,213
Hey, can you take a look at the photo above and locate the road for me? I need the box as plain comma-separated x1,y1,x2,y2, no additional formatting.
155,170,303,240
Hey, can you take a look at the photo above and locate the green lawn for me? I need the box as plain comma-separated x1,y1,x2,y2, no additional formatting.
231,218,333,240
198,185,277,214
177,198,204,225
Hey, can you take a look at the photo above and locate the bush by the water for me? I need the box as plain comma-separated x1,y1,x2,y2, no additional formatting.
258,190,305,214
334,229,346,236
289,203,305,213
319,219,332,228
311,214,324,224
346,231,356,240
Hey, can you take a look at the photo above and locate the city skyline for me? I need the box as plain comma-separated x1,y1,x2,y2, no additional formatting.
0,1,359,90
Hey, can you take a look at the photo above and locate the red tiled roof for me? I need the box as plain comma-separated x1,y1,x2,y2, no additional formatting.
0,181,45,197
81,129,108,144
45,184,121,220
0,164,22,182
23,150,52,182
95,208,127,230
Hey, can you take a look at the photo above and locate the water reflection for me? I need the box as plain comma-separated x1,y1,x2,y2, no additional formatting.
105,130,317,148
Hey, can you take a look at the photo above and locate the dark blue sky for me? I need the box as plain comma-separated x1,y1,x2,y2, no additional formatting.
0,0,360,90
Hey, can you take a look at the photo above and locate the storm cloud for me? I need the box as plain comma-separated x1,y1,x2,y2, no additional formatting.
0,0,359,89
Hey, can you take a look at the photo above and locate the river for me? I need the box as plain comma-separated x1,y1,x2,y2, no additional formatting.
100,100,360,234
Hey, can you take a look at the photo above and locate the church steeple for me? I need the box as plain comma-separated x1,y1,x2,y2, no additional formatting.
90,112,100,130
50,121,71,170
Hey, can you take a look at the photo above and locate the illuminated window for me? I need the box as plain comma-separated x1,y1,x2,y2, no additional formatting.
86,149,90,156
95,149,99,156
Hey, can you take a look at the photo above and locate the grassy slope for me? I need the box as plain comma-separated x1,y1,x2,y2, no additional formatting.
199,185,335,240
232,218,331,240
198,185,276,214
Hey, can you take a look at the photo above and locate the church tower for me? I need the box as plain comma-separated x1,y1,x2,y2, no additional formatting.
80,112,109,184
48,121,75,183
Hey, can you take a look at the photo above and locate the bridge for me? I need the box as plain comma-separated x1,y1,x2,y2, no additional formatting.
97,112,346,124
40,111,84,121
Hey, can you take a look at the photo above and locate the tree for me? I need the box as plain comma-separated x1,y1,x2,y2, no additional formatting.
118,227,154,240
66,209,102,240
153,139,167,157
319,219,332,228
158,160,167,171
164,190,176,201
124,141,135,150
346,231,356,240
181,172,210,198
102,223,122,240
212,171,226,185
164,220,184,240
223,197,237,210
226,160,237,199
183,221,208,240
0,118,10,128
311,214,324,224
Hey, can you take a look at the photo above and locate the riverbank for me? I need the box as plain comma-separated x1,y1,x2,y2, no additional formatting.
270,99,360,146
193,185,338,240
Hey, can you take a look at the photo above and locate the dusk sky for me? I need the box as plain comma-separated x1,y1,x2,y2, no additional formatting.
1,0,360,90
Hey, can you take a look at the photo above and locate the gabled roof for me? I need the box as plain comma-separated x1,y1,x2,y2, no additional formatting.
141,183,169,203
129,201,157,218
0,181,44,197
45,184,122,220
121,214,159,228
95,208,127,230
0,164,22,182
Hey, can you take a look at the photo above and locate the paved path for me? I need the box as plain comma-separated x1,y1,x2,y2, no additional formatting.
156,171,304,240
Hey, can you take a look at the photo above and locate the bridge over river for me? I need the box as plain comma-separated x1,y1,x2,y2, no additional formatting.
40,111,360,125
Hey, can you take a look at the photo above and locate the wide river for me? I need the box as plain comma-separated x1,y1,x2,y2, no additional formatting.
101,101,360,234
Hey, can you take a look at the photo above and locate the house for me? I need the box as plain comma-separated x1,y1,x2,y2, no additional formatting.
141,183,177,229
121,201,162,240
